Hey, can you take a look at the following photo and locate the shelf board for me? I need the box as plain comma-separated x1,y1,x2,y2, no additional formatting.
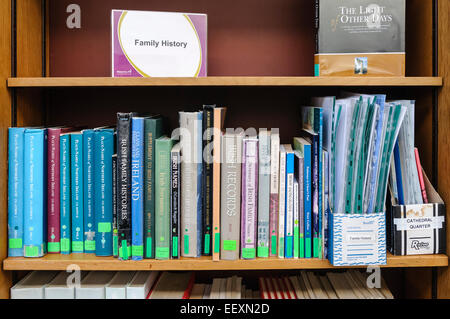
3,253,448,271
7,76,443,88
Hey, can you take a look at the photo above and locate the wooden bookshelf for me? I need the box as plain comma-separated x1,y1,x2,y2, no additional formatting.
7,76,444,88
3,253,448,271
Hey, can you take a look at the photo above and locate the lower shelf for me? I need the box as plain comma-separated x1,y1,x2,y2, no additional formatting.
3,253,448,271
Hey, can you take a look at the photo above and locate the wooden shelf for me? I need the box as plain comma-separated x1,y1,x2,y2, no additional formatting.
3,253,448,271
7,76,443,88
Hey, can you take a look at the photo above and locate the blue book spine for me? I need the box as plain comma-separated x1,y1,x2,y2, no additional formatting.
310,134,319,258
394,141,405,205
131,118,145,260
314,109,323,259
82,130,95,253
323,150,329,259
94,129,115,256
196,112,204,257
304,144,312,259
60,134,71,254
23,129,46,257
71,133,84,253
285,151,295,258
8,128,25,257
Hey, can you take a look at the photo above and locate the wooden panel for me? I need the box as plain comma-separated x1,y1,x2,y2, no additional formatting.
437,0,450,299
0,0,12,300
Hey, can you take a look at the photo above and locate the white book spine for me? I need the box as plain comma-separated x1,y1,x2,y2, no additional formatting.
269,133,280,256
278,146,286,258
293,180,299,259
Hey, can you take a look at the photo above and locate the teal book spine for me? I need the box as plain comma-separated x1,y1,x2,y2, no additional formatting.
60,134,71,254
315,109,323,259
8,127,25,256
82,130,95,253
71,133,84,253
94,129,114,256
23,129,46,257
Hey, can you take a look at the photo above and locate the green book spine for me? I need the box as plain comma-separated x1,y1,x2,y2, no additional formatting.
155,137,173,260
144,117,163,259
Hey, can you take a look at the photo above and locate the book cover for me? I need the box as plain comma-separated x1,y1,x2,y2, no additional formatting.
144,116,164,259
241,137,259,260
202,105,214,256
71,133,84,253
131,117,146,260
94,128,115,256
220,132,243,260
23,129,47,257
284,145,295,259
8,127,25,257
170,143,181,259
112,154,118,257
257,131,271,258
269,132,280,256
60,133,71,254
155,137,174,260
117,113,134,260
82,129,96,253
179,111,203,257
278,145,286,258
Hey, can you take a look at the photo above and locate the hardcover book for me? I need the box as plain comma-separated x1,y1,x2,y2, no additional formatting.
269,132,280,256
202,105,214,256
170,143,181,259
258,131,271,258
278,145,287,258
241,137,259,260
284,145,295,259
112,154,118,257
71,132,84,253
294,151,305,258
82,129,96,253
60,133,71,254
220,132,243,260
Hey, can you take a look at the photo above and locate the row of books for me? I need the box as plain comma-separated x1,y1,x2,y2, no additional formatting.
11,270,393,299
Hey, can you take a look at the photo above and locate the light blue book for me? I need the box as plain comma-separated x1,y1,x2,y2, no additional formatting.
60,133,71,254
131,117,145,260
82,130,95,253
71,133,84,253
23,128,46,257
284,146,295,258
8,128,25,257
94,128,115,256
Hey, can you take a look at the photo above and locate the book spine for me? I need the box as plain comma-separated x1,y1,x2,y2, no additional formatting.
94,130,114,256
293,179,299,259
285,151,294,259
117,113,132,260
241,139,258,260
323,150,329,259
47,128,61,253
131,118,145,260
269,133,280,256
220,134,242,261
298,157,305,258
71,134,84,253
23,129,46,257
278,147,286,258
144,117,163,259
170,146,181,259
8,128,25,257
202,106,214,256
83,130,95,253
257,132,271,258
304,144,312,258
316,110,323,259
60,134,71,254
155,138,172,260
112,154,118,257
311,134,319,258
212,108,222,261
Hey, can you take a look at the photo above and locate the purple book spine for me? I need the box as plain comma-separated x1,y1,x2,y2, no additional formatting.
241,138,259,260
47,128,61,253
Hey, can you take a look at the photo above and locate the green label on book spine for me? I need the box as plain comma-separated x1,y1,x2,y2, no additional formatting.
318,238,323,259
119,240,130,260
204,234,210,254
279,237,284,257
48,242,60,253
214,233,220,253
146,237,152,258
61,238,70,253
242,248,256,259
72,241,84,253
156,247,169,259
299,234,305,258
271,235,277,255
113,235,118,256
98,222,112,233
132,245,144,257
85,240,95,252
172,236,178,257
223,240,236,251
313,238,319,258
257,246,269,258
286,237,293,258
305,238,312,258
9,238,22,249
25,246,39,257
184,235,189,255
294,226,299,258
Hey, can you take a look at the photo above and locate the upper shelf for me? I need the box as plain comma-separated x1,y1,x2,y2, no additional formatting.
7,77,443,88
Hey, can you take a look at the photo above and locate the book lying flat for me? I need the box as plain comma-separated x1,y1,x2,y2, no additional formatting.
11,271,58,299
75,271,116,299
45,271,88,299
105,271,136,299
148,272,195,299
127,271,160,299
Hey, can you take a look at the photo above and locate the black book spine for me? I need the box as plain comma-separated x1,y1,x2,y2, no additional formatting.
112,154,118,257
315,0,320,54
117,112,133,260
170,148,180,259
202,105,214,255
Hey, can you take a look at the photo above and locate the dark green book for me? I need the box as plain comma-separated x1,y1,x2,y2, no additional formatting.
144,117,164,259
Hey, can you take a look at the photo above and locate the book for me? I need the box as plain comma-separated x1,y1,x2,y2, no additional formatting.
293,178,299,259
60,133,71,254
323,150,330,259
148,272,195,299
8,127,25,257
257,130,271,258
170,143,181,259
414,148,428,203
284,145,295,258
11,271,58,299
126,271,160,299
155,137,174,260
117,113,134,260
45,271,88,299
70,132,84,253
277,145,286,258
112,154,118,257
179,111,203,257
131,116,146,260
210,278,221,299
202,105,214,256
269,132,280,256
294,150,305,258
144,116,164,259
94,128,115,256
75,271,116,299
190,284,206,299
105,271,136,299
220,132,243,260
82,129,96,253
241,137,259,260
24,128,47,258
